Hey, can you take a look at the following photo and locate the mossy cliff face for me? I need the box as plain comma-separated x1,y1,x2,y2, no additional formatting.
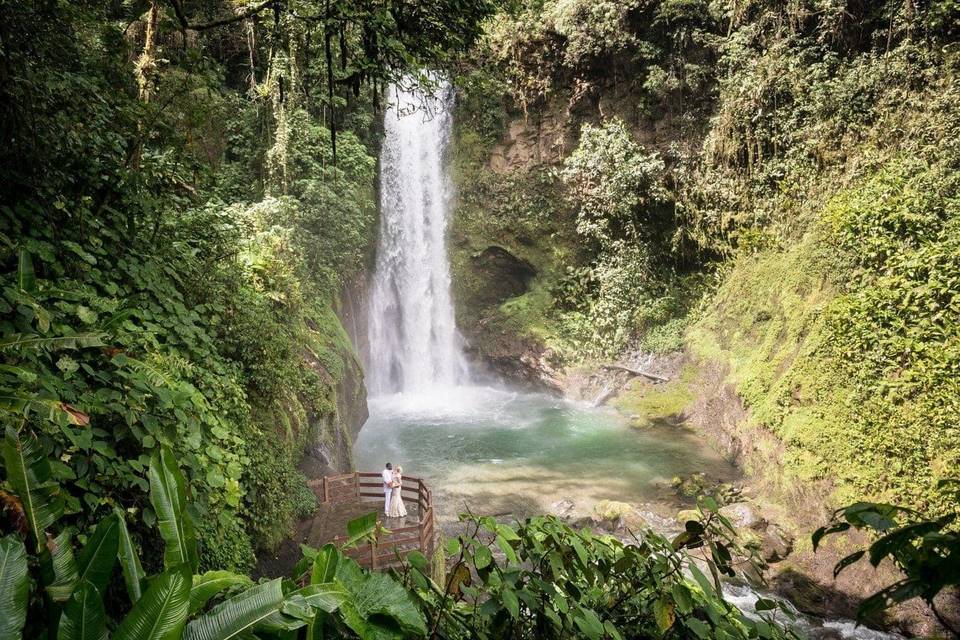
299,302,368,477
449,11,959,628
449,73,651,389
241,300,368,554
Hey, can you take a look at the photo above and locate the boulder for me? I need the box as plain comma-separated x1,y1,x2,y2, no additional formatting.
550,498,575,518
616,509,649,533
719,502,767,530
760,526,794,563
592,500,634,525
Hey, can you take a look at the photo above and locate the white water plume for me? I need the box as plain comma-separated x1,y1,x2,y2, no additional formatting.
366,78,469,395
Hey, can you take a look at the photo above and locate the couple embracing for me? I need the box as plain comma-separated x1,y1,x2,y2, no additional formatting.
381,462,407,519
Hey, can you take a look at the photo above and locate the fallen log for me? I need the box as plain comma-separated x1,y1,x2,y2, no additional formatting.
600,364,669,383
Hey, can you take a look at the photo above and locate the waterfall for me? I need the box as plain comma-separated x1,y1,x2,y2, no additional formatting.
366,79,468,395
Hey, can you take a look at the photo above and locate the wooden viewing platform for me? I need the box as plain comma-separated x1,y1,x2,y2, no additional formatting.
305,472,436,569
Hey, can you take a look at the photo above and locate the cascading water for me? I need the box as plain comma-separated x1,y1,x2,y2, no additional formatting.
366,79,468,395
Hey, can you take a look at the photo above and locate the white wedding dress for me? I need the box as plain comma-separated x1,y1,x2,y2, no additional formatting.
387,473,407,518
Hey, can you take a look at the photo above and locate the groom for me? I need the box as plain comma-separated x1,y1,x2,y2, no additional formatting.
382,462,393,516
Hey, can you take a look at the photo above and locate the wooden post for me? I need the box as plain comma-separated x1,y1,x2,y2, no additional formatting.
322,477,329,503
370,539,378,570
354,472,360,501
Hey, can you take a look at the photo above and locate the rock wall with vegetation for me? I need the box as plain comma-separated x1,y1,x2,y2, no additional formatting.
449,0,960,521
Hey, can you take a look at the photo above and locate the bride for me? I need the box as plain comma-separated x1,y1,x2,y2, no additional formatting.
387,465,408,518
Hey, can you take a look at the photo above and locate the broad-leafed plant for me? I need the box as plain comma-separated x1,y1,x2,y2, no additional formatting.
0,435,421,640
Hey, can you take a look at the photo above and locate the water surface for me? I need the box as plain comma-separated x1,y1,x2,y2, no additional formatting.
354,386,902,639
355,385,737,521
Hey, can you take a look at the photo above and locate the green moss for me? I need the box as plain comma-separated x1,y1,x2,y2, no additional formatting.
305,301,357,385
613,367,695,427
592,499,633,521
196,511,256,572
691,154,960,518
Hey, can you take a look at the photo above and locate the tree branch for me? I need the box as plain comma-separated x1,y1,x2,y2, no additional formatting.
599,364,669,383
166,0,276,32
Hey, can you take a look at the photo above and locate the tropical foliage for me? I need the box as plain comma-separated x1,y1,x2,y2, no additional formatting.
0,0,495,569
0,432,426,640
1,421,806,640
400,508,799,639
449,0,960,523
813,489,960,636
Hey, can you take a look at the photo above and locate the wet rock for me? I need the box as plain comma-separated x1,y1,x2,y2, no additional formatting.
761,526,794,563
591,500,633,529
616,509,649,533
641,509,680,532
720,502,767,530
550,498,575,518
569,516,595,530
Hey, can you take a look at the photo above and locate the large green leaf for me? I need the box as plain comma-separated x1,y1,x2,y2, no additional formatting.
188,571,253,615
0,535,29,640
44,531,80,602
57,581,107,640
115,507,145,603
183,578,286,640
295,582,349,613
76,514,119,595
343,512,379,547
3,426,64,551
338,572,427,639
0,333,105,353
311,543,340,584
0,395,89,426
114,564,192,640
17,249,36,294
148,447,198,571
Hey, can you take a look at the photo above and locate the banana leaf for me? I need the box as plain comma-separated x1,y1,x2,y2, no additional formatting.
310,544,340,584
182,578,286,640
44,531,79,602
148,447,198,571
113,564,192,640
188,571,253,615
57,581,107,640
115,507,145,603
3,426,64,551
75,514,119,595
0,535,29,640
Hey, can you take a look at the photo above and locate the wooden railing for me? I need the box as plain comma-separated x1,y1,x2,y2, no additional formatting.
307,472,436,569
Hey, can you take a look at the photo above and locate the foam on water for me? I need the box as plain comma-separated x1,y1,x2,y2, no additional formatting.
723,584,903,640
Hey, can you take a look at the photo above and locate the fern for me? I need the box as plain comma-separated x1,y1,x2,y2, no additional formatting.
111,353,173,387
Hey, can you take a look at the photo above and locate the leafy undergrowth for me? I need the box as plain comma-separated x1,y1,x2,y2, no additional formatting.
691,146,960,517
0,430,801,640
